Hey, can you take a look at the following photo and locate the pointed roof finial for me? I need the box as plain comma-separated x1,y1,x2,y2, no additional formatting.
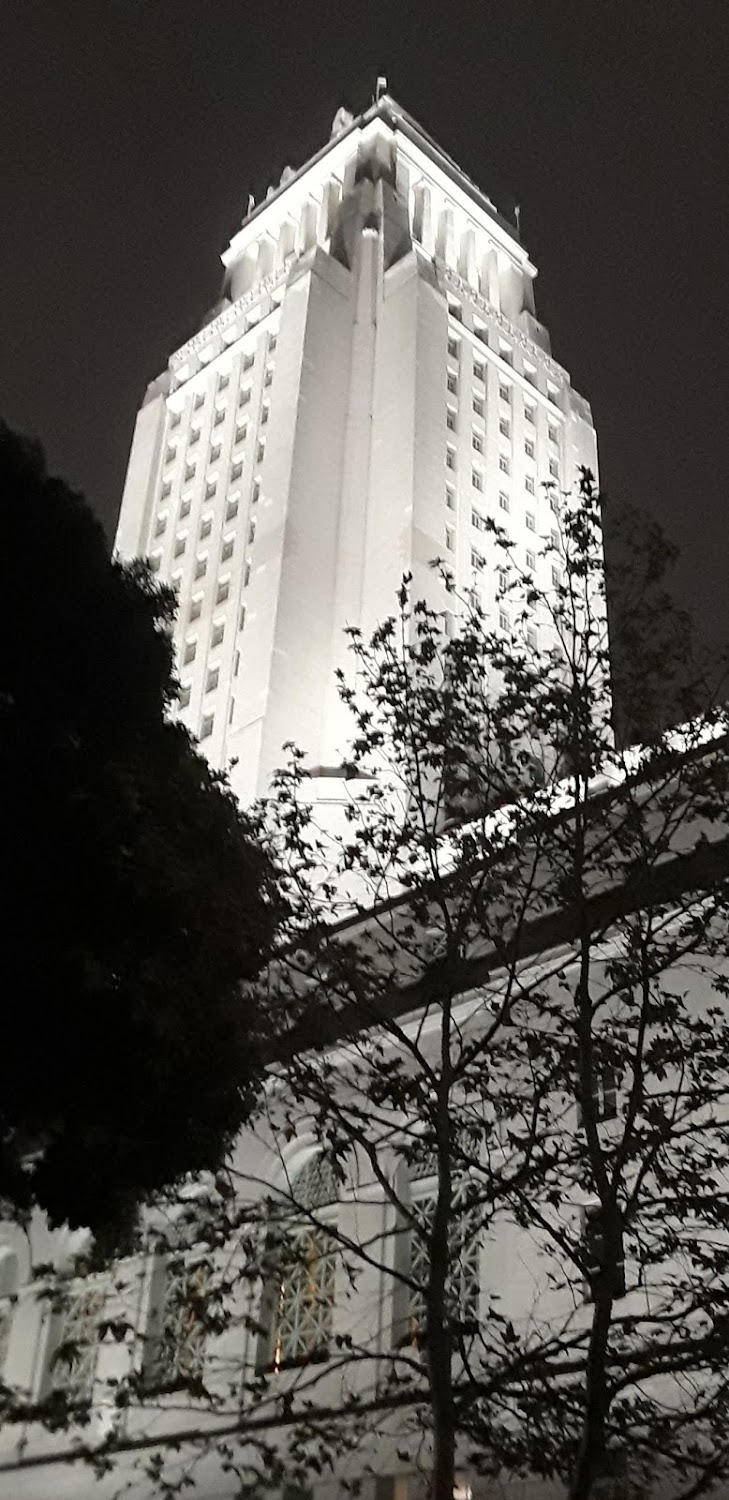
375,75,388,101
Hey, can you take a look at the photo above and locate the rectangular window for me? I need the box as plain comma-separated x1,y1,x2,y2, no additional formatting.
499,384,511,403
184,463,195,483
473,359,485,382
525,439,535,460
471,469,483,491
235,423,247,446
583,1205,626,1301
178,683,191,709
216,579,230,605
448,298,462,322
499,419,510,439
226,499,239,522
447,337,459,358
447,410,456,432
206,667,219,694
221,537,234,563
499,492,509,512
218,372,229,391
243,353,255,372
550,458,559,478
473,397,484,417
48,1283,104,1402
200,517,212,541
445,526,455,552
447,374,458,395
256,442,265,464
189,597,202,622
547,381,560,404
193,392,205,411
183,640,196,666
174,536,186,559
251,478,262,504
268,334,278,352
239,386,251,407
189,428,201,447
261,405,269,425
499,342,513,366
234,649,241,675
471,509,486,531
585,1063,619,1123
499,608,509,631
524,362,537,386
471,549,485,571
200,713,214,740
205,480,217,501
209,443,221,465
526,512,536,532
231,460,243,482
154,516,167,538
142,1255,209,1392
498,568,508,595
239,605,246,631
243,563,251,588
446,487,455,510
446,449,456,471
161,479,172,501
499,455,510,475
194,557,207,581
148,554,161,574
165,445,177,466
211,622,224,648
525,475,535,495
169,411,181,430
525,405,536,425
552,566,561,588
548,425,559,445
526,549,536,570
472,432,483,453
180,497,191,519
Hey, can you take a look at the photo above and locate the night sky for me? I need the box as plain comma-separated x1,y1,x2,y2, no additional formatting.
2,1,728,652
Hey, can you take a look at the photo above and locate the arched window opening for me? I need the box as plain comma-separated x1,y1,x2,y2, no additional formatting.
259,1152,338,1373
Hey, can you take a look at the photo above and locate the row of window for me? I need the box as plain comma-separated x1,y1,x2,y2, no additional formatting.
163,436,267,492
447,448,558,486
447,372,560,445
14,1139,624,1407
447,320,562,407
449,417,560,476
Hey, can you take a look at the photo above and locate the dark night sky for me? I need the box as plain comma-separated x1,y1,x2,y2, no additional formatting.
2,1,728,651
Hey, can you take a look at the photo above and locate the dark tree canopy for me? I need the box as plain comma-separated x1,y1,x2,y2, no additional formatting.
0,423,276,1240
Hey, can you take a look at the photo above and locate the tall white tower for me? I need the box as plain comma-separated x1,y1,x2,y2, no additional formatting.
116,95,598,807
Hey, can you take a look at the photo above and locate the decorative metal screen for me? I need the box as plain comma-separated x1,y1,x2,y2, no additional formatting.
49,1285,104,1401
144,1255,209,1389
407,1189,480,1344
265,1153,338,1371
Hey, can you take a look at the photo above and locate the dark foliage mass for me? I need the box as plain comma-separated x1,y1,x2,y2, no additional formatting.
0,424,276,1241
